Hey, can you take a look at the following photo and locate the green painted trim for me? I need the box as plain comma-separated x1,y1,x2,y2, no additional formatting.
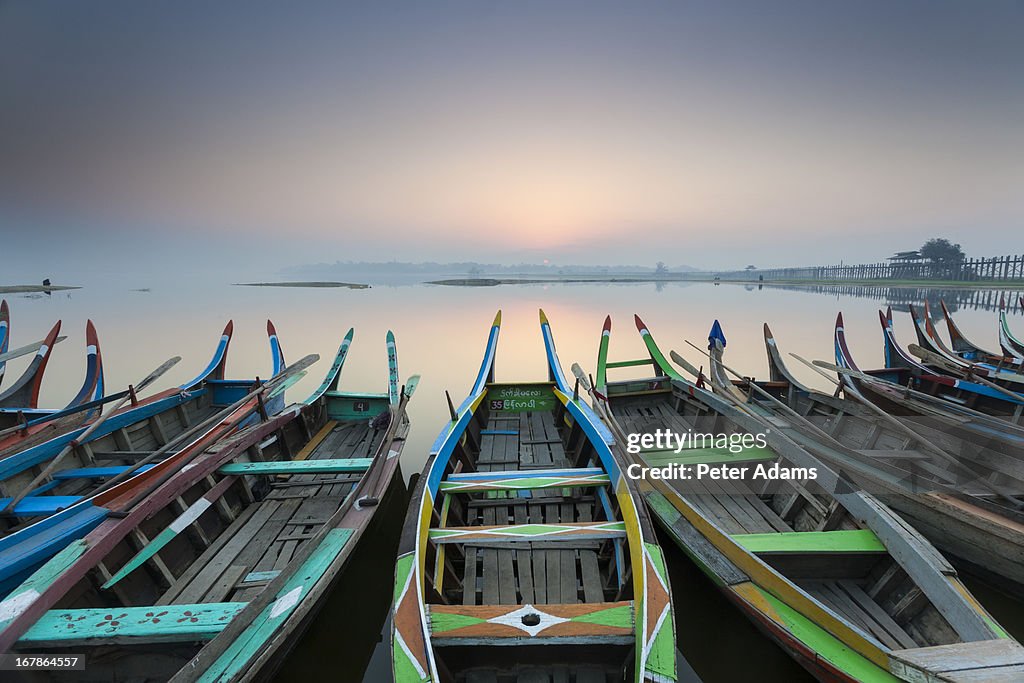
326,394,389,421
641,446,777,468
638,327,685,381
606,358,655,369
642,542,677,681
102,525,179,589
301,328,353,406
217,459,372,475
428,521,627,543
392,553,431,683
21,603,247,644
755,587,899,682
1003,312,1024,349
198,528,354,681
572,603,633,629
393,635,431,683
0,538,89,633
393,553,415,604
428,611,486,633
439,473,610,492
733,529,885,554
596,327,610,393
328,391,389,399
387,330,400,405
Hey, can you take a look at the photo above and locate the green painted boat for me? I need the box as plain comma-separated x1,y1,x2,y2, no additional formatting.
392,310,676,682
0,328,416,681
576,314,1024,683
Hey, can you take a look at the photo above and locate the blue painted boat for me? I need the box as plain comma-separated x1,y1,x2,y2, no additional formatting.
0,328,413,682
0,309,104,432
0,320,291,594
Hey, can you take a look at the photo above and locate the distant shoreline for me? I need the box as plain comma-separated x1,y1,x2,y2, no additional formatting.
234,281,370,289
426,277,681,286
713,277,1024,290
0,284,80,294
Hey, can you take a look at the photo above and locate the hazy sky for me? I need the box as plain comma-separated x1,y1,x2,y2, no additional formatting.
1,1,1022,279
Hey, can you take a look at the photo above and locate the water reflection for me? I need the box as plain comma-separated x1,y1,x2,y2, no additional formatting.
5,280,1024,681
746,282,1024,314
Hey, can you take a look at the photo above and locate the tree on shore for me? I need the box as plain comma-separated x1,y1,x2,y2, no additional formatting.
920,238,965,278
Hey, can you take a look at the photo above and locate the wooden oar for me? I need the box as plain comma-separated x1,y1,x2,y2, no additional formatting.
676,344,847,450
909,344,1024,404
789,352,1021,505
810,360,974,425
676,343,837,512
90,357,315,502
1,356,182,514
356,373,420,505
0,336,68,365
0,388,137,440
97,369,311,589
111,357,317,512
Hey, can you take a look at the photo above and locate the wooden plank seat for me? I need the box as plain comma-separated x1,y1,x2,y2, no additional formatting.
0,496,82,516
51,464,156,479
427,601,634,646
19,602,247,646
440,468,610,493
429,522,626,545
640,445,777,468
217,458,372,476
889,639,1024,682
731,529,886,554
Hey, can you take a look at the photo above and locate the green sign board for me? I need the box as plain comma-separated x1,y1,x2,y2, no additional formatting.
487,384,557,413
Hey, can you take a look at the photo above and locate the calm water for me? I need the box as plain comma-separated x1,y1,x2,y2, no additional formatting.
4,280,1023,681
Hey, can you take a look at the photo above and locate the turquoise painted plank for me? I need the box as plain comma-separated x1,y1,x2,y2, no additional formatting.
0,538,89,633
217,459,372,476
0,496,82,516
480,429,518,435
198,528,354,681
448,467,605,482
102,477,236,590
243,570,280,583
20,602,247,644
387,330,399,405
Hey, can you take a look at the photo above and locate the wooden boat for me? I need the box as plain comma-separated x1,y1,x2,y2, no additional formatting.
940,299,1005,364
908,302,1024,388
827,314,1024,465
0,300,8,387
999,296,1024,361
0,328,414,680
584,314,1024,682
392,311,676,682
0,317,103,431
691,317,1024,597
877,307,1024,420
0,321,291,593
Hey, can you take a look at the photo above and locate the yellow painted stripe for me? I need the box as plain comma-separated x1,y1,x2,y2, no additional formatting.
650,480,887,668
294,420,337,461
